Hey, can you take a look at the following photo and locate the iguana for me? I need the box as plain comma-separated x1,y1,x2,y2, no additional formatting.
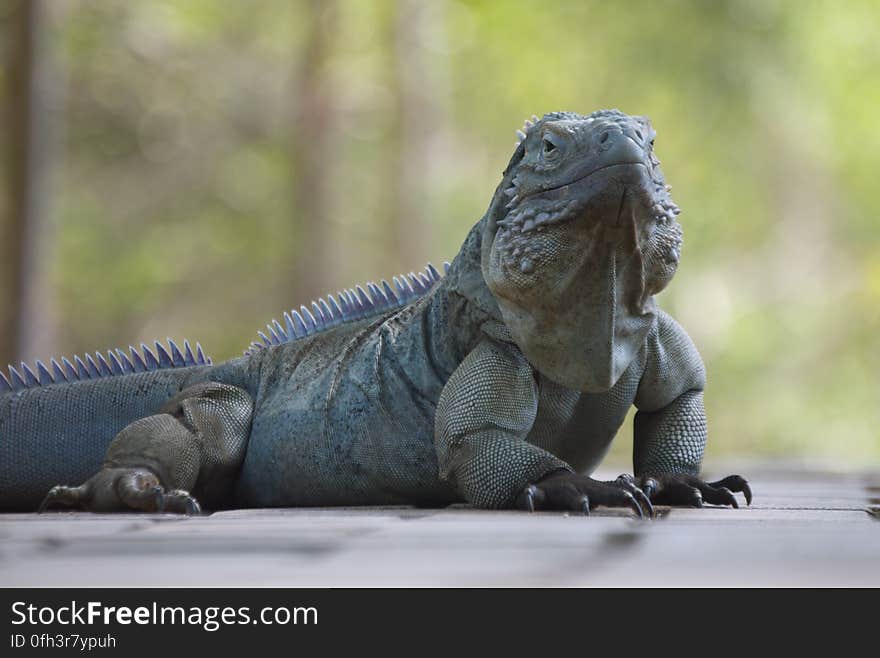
0,109,750,516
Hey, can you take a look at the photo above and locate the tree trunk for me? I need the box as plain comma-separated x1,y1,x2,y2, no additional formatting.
388,0,451,270
288,0,338,301
1,0,60,367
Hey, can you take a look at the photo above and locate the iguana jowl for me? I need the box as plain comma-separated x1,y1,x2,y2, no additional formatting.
0,109,750,516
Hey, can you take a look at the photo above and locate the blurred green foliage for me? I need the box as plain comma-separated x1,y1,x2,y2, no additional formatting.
1,0,878,463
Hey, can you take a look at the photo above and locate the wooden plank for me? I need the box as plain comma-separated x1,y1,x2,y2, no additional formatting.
0,466,877,587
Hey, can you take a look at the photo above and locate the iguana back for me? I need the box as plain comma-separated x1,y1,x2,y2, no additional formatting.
0,266,443,510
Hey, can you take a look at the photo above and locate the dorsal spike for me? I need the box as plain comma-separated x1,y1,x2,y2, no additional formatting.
141,344,159,370
347,289,361,313
443,261,451,274
340,291,355,317
355,285,372,311
284,311,298,338
258,331,273,347
85,355,101,378
393,276,405,298
182,341,196,366
62,357,79,380
329,295,343,320
168,339,186,367
311,302,326,328
367,282,386,309
266,325,281,345
51,359,68,382
74,355,90,379
130,346,147,372
0,370,11,392
36,360,54,385
21,362,39,387
337,292,352,319
8,366,27,390
115,349,134,373
408,273,424,293
95,353,113,377
292,311,309,336
426,263,441,281
319,298,335,325
417,272,431,288
346,289,361,313
195,343,207,364
382,280,398,304
154,341,173,368
300,306,317,332
107,351,124,375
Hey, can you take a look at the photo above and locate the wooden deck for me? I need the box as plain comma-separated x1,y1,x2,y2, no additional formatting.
1,464,878,587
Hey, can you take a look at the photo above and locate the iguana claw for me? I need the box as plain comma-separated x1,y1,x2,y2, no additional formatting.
157,489,202,515
613,474,655,518
517,485,537,513
38,485,83,513
711,475,752,505
637,473,752,508
515,471,652,518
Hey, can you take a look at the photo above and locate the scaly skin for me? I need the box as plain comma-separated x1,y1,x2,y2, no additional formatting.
1,109,750,516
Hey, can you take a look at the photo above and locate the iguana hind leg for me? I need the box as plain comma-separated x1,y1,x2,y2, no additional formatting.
39,468,200,514
39,382,253,514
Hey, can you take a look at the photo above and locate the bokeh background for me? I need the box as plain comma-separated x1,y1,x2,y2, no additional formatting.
0,0,877,466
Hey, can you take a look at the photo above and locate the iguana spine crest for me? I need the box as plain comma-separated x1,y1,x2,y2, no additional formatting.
244,261,449,355
0,339,210,393
1,261,452,391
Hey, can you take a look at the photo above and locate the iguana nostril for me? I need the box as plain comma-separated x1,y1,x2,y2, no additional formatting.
635,129,643,141
600,131,610,144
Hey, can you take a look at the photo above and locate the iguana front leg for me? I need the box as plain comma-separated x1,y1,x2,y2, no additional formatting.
628,312,752,509
633,389,751,508
39,382,253,514
435,338,652,516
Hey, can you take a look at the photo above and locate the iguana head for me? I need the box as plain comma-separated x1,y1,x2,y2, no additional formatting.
481,109,682,392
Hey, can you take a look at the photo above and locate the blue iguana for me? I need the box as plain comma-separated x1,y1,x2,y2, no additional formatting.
0,109,750,516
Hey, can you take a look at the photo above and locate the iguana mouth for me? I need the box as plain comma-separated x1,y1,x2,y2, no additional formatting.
514,161,648,205
497,161,660,241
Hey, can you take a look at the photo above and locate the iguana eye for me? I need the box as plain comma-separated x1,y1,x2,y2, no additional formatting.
541,135,561,160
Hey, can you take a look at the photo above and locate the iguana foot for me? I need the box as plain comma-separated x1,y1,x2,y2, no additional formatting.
515,471,654,518
38,467,202,515
632,473,752,508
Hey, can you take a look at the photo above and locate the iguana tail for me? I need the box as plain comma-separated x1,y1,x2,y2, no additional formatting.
0,340,216,511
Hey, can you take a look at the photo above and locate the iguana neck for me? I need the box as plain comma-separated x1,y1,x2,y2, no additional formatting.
384,218,500,389
443,217,503,324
